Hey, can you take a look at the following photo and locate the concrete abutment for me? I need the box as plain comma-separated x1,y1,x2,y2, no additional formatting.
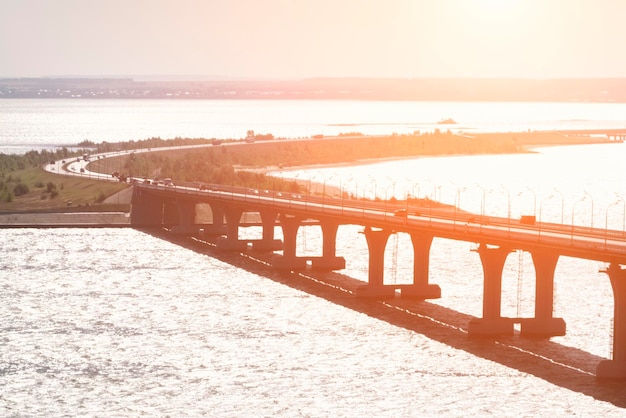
130,188,164,226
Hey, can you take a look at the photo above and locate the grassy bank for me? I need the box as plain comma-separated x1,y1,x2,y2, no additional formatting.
104,130,613,183
0,166,129,212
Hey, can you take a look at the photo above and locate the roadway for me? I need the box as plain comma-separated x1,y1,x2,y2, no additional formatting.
138,180,626,265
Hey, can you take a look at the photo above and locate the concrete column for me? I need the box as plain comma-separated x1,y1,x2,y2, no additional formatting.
272,215,307,270
468,244,515,336
162,200,179,227
130,188,163,226
279,214,300,258
199,203,227,236
597,263,626,379
210,203,225,226
215,207,247,251
251,210,283,252
311,221,346,271
519,250,566,337
170,200,198,234
401,233,441,299
356,227,396,299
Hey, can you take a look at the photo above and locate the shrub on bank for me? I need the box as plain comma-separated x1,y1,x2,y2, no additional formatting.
13,182,29,196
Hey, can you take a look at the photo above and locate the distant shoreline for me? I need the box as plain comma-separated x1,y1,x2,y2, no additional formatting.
240,133,619,175
4,77,626,102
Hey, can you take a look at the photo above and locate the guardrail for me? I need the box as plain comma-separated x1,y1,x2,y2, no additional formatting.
136,181,626,263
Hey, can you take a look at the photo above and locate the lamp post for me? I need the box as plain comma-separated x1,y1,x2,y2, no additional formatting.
554,188,564,224
606,199,623,247
307,173,321,210
571,195,587,226
455,185,467,227
385,180,397,202
363,178,377,215
412,181,420,201
614,193,625,232
539,194,556,222
539,194,556,239
341,175,354,209
292,172,301,198
475,183,488,217
585,190,595,228
364,176,377,201
344,175,358,200
571,195,588,244
405,177,420,201
571,192,594,228
308,173,320,197
323,172,340,199
499,184,511,220
337,174,343,200
384,176,396,200
524,187,537,217
423,178,438,201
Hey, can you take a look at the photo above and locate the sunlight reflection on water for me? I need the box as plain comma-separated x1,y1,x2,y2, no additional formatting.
2,143,626,415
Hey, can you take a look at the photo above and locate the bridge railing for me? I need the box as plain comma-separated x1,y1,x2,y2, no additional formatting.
138,182,626,252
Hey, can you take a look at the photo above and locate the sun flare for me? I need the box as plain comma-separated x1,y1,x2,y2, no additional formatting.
472,0,524,17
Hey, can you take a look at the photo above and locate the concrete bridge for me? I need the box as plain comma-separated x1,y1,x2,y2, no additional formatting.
130,181,626,380
557,128,626,141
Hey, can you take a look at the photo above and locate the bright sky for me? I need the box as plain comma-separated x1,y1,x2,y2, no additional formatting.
1,0,625,79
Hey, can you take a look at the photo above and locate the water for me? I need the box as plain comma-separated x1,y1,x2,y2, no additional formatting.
1,226,624,416
273,142,626,228
2,98,626,154
2,100,626,416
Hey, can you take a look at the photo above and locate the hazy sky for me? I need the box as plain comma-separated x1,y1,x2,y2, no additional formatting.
1,0,626,79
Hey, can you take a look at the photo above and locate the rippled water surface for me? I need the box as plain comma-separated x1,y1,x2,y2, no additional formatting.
1,226,625,416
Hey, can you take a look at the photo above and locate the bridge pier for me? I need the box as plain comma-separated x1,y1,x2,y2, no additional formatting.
198,203,228,236
272,214,307,270
272,216,345,271
597,263,626,379
250,210,283,252
400,233,441,299
311,221,346,271
163,200,179,228
215,207,248,251
356,227,396,299
519,251,566,337
170,200,200,234
468,244,515,336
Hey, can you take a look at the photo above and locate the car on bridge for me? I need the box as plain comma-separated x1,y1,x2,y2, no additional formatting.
394,209,408,217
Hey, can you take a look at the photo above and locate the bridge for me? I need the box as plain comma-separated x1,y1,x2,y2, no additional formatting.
130,180,626,380
557,129,626,141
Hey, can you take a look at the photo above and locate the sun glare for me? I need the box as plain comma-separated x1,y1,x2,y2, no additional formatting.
473,0,524,16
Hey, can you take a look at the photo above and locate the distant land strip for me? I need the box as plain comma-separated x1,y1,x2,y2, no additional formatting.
3,77,626,102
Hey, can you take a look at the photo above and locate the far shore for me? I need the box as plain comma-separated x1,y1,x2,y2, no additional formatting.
238,141,602,175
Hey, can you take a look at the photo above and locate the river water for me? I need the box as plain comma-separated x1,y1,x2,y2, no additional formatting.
1,99,626,416
2,98,626,154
